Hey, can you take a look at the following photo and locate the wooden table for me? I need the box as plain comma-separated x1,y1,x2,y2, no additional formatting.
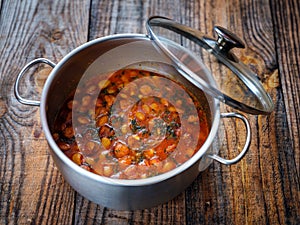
1,0,299,224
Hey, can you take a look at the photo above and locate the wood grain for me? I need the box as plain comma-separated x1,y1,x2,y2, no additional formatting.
0,0,299,224
0,0,89,224
271,0,300,175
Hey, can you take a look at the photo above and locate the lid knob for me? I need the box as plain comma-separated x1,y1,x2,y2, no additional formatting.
214,26,245,52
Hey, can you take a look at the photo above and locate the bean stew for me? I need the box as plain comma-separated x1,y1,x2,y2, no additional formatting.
52,68,210,179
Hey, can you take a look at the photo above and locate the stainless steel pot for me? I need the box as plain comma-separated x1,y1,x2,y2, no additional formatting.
14,33,252,210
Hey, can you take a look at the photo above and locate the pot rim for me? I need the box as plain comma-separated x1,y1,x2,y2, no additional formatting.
40,33,221,186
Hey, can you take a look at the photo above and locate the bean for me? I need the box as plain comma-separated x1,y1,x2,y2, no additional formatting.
83,141,100,156
86,85,97,95
150,103,159,111
103,165,113,177
86,141,95,151
104,95,115,107
58,142,70,151
142,104,150,114
63,127,74,138
96,115,108,127
136,111,145,121
101,137,111,149
162,160,176,173
168,106,176,112
129,70,138,77
95,105,108,117
120,99,130,110
107,86,117,94
140,85,152,95
114,142,130,158
160,98,169,106
82,95,91,107
121,124,128,134
99,151,107,161
67,100,74,110
98,80,110,89
99,125,114,137
77,116,89,124
119,93,128,99
72,153,83,165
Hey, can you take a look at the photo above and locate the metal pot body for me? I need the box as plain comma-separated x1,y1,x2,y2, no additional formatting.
15,34,251,210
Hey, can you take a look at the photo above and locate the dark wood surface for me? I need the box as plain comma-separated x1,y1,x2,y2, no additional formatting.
0,0,299,224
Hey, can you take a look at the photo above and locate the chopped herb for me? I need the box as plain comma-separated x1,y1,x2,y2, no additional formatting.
130,119,145,133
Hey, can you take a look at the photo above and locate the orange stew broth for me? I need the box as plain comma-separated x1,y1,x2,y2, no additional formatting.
52,69,210,179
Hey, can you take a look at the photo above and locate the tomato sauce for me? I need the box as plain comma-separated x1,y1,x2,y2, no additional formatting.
52,69,210,179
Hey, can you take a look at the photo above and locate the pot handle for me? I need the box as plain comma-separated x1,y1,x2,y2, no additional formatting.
208,112,251,165
14,58,56,106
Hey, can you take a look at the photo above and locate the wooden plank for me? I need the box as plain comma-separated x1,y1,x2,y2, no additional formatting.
269,0,300,223
82,0,300,224
180,0,300,224
157,0,279,224
0,0,90,224
271,0,300,174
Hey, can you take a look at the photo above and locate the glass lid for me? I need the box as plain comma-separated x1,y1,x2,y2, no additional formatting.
146,16,274,114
